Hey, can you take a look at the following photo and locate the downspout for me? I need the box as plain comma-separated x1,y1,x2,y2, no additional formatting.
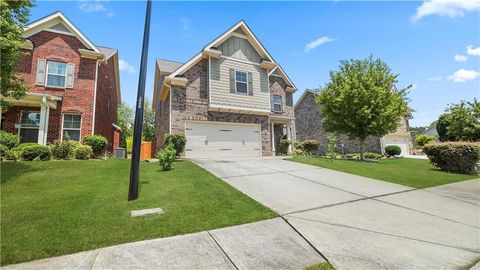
91,59,100,134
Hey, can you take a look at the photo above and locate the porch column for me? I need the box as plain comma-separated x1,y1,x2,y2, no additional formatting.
37,104,49,145
271,121,275,154
286,122,292,153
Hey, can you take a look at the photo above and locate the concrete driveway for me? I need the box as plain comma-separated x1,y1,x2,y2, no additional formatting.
193,157,480,270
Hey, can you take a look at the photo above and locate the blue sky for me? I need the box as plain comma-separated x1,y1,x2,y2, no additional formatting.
29,1,479,127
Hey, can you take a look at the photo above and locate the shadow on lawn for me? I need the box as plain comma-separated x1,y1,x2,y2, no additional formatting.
0,162,42,184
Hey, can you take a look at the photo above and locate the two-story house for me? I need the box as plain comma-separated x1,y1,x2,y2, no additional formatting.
0,12,121,152
153,21,297,158
295,88,413,156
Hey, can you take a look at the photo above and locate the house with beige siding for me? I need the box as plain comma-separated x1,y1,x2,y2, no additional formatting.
295,88,413,156
152,21,296,158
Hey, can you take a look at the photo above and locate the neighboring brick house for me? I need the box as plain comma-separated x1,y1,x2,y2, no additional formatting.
153,21,297,158
0,12,121,152
295,88,413,156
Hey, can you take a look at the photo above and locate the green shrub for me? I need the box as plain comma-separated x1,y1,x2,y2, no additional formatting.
279,138,291,155
20,144,51,161
326,134,337,161
0,131,20,149
343,153,360,159
292,149,304,155
157,144,176,171
83,135,107,157
0,144,8,160
50,140,72,160
385,145,401,157
423,142,480,174
364,152,383,159
164,133,186,156
296,140,320,155
74,145,93,160
415,135,434,146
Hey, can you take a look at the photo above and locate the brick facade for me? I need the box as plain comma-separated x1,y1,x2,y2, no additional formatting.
1,29,119,152
295,91,382,154
154,58,296,156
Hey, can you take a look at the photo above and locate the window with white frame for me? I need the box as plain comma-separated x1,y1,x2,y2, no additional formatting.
46,61,67,87
62,114,81,141
235,70,248,94
272,95,282,112
19,111,40,143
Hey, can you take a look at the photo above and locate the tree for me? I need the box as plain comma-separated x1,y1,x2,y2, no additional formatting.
1,0,33,99
437,99,480,142
415,134,434,146
117,102,134,148
142,98,155,142
317,56,410,160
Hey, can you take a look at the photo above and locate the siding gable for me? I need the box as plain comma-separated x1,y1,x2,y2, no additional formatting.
218,36,261,63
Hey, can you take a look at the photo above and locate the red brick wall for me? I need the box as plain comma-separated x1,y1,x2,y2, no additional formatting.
16,30,97,143
94,57,119,152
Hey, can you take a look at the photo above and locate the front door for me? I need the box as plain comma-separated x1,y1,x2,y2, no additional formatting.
274,124,285,155
19,111,40,143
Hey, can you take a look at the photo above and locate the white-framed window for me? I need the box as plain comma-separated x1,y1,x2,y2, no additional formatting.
235,70,248,94
46,61,67,88
272,95,282,112
62,114,81,141
19,111,40,143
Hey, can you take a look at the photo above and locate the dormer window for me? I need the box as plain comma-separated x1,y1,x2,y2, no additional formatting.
235,70,248,94
46,61,67,88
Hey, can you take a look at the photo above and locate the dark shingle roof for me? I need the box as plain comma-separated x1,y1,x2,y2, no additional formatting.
97,46,117,60
157,59,183,74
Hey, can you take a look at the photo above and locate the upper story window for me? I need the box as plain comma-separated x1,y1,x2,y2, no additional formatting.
272,95,282,112
235,70,248,94
46,61,67,88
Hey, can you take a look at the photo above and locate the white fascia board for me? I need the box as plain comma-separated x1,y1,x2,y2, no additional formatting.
22,12,101,53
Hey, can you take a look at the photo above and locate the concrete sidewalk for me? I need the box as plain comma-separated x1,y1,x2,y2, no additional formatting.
3,218,325,270
194,157,480,270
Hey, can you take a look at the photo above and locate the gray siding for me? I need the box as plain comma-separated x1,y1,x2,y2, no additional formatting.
218,36,262,63
210,57,270,111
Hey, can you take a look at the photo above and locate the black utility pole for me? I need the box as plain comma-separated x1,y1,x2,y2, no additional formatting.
129,0,152,201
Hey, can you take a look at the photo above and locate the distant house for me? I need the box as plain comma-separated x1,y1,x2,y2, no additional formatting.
152,20,297,158
419,126,439,141
294,88,413,156
0,12,121,152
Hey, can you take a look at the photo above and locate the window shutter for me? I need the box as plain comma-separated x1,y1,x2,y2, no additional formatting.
247,72,253,96
66,63,75,88
36,59,47,86
229,68,235,93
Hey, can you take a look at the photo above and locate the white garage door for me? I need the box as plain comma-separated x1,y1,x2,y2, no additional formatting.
185,121,262,158
383,137,409,156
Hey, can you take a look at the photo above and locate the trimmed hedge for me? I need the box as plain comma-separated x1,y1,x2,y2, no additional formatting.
50,140,72,160
364,152,383,159
385,145,401,157
164,134,186,156
74,145,93,160
423,142,480,174
0,131,20,149
295,140,320,155
20,144,51,161
83,135,107,157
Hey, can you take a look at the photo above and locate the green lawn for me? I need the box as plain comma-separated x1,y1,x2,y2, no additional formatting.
0,159,276,265
288,156,478,188
304,262,336,270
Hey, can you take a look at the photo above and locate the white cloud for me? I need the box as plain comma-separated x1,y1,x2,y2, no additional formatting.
412,0,480,21
454,54,468,62
78,0,114,17
119,60,137,74
427,76,442,81
180,17,191,31
447,69,480,82
467,45,480,56
304,36,335,52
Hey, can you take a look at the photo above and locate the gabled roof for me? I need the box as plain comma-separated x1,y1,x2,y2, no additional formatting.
98,46,117,60
22,11,101,53
294,89,319,110
166,20,296,89
157,59,183,75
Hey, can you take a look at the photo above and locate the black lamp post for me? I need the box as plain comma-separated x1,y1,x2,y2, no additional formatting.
128,0,152,201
